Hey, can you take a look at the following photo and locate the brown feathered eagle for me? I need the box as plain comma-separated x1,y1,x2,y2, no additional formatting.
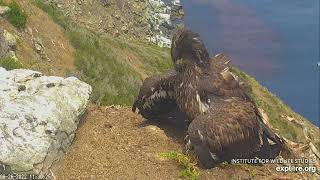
171,28,289,168
132,30,247,122
171,29,249,120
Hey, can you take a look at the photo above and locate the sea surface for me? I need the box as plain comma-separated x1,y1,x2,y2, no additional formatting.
180,0,319,126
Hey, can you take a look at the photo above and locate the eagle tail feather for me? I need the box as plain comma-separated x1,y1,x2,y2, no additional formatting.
259,121,295,158
193,144,219,169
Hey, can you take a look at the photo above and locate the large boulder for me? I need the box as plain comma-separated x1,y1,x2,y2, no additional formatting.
0,68,92,177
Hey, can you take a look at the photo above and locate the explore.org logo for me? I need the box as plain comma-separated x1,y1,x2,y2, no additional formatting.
231,158,318,173
276,166,317,173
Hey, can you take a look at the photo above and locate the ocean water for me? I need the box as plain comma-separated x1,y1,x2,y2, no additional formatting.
180,0,319,126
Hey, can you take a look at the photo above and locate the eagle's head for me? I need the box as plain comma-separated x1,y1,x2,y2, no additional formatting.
171,28,210,72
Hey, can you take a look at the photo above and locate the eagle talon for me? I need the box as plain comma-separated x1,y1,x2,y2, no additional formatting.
132,99,142,113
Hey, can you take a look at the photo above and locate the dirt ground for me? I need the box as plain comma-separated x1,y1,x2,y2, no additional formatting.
54,105,315,180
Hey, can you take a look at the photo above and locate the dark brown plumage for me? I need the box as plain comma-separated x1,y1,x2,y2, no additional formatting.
172,29,248,120
132,69,187,121
132,28,289,169
133,28,213,121
187,97,288,168
171,28,288,168
174,54,249,120
187,98,263,167
171,29,210,72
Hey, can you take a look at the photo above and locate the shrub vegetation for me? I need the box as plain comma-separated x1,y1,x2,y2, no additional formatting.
0,56,23,70
2,1,28,29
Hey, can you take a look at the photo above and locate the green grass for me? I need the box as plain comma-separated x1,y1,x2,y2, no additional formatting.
68,30,172,105
2,1,27,29
231,67,305,142
160,152,199,180
124,40,172,73
0,56,23,70
34,0,69,30
68,27,142,105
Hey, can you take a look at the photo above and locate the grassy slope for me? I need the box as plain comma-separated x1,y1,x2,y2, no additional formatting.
0,1,27,29
34,0,172,106
1,0,77,76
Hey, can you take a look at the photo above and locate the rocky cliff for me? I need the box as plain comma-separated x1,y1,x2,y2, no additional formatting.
41,0,183,47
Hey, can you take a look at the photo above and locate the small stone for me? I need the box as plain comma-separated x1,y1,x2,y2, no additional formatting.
18,85,26,92
104,123,113,129
114,30,120,36
46,83,55,88
34,43,42,52
108,23,115,28
32,73,42,78
114,14,120,20
0,6,10,16
121,25,128,33
100,0,111,7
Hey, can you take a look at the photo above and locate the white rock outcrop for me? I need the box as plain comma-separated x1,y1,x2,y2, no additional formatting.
0,68,92,176
147,0,183,47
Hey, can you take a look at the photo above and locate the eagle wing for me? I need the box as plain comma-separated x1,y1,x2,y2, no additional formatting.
187,99,264,168
211,53,232,73
132,69,183,120
198,54,248,101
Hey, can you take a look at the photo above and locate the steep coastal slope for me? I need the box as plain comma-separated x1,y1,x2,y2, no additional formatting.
0,0,319,179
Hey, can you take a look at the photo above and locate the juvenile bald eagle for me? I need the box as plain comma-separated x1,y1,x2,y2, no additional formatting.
171,29,249,120
131,29,204,120
171,28,288,168
187,98,287,168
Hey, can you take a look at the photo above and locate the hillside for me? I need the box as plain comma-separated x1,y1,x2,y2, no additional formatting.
0,0,319,179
